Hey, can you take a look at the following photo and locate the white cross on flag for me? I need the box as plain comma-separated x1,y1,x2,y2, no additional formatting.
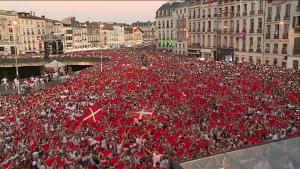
80,102,103,124
130,108,154,121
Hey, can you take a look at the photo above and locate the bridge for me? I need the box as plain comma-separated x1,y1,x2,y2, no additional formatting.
0,57,110,68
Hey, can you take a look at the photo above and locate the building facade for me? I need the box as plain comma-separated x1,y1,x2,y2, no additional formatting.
132,21,156,43
0,10,19,55
124,27,143,46
155,2,181,51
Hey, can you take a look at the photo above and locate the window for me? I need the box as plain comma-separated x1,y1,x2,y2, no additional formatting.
251,2,255,11
250,19,254,31
0,47,4,51
256,59,261,64
243,4,247,14
266,43,270,52
236,20,240,31
266,60,270,65
9,35,13,41
267,7,272,18
273,43,278,54
243,19,246,29
259,0,263,10
9,28,13,33
267,25,271,34
284,24,289,34
276,6,281,18
273,58,278,66
257,37,261,47
258,18,262,29
274,24,279,35
293,60,299,70
285,4,291,18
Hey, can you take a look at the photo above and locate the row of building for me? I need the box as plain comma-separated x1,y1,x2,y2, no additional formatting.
155,0,300,69
0,10,157,55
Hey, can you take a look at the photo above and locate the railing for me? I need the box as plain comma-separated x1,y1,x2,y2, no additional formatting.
257,28,262,33
258,9,263,14
266,34,271,39
242,11,247,16
202,15,205,18
249,29,254,33
250,10,255,15
236,12,240,17
282,48,287,54
282,33,288,39
266,17,272,22
274,34,279,39
275,16,281,21
256,48,261,53
284,15,290,20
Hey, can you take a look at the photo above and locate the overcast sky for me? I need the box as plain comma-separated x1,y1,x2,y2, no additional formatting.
0,1,166,24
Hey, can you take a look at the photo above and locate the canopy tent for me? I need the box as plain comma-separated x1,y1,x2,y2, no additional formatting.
44,60,65,71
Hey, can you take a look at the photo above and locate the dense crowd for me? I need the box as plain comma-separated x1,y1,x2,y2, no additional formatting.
0,50,299,169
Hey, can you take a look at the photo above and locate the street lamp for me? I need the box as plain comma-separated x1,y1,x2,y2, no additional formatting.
12,20,20,94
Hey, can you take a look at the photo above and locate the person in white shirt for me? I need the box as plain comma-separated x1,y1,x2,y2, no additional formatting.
152,151,162,168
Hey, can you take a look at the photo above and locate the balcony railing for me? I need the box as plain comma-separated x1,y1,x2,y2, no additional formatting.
273,49,278,54
224,12,228,17
236,12,240,17
249,29,254,33
249,48,253,52
265,49,270,53
258,9,263,14
250,10,255,15
295,26,300,33
242,11,247,16
242,48,246,52
223,28,228,33
282,48,287,54
234,48,239,51
202,15,206,18
274,34,279,39
197,29,200,32
207,28,211,32
256,48,261,53
214,13,218,17
208,14,211,18
284,15,290,20
282,33,288,39
229,28,234,33
197,15,201,18
257,28,262,33
266,17,271,22
266,34,270,39
275,16,281,21
230,13,235,17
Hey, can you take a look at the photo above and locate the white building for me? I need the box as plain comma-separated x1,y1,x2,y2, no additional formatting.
0,10,19,55
155,2,181,51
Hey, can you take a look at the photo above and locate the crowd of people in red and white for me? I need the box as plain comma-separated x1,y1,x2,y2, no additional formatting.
0,49,299,169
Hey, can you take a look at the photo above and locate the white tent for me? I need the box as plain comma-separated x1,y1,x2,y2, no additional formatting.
44,60,65,71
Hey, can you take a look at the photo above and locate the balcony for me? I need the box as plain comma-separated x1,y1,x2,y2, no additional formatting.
250,10,255,15
202,28,206,32
242,11,247,16
193,15,196,19
284,15,290,20
189,16,191,19
229,28,234,33
223,28,228,33
257,28,262,33
208,14,211,18
192,29,195,32
214,13,218,17
197,15,201,18
207,28,211,32
273,49,278,54
281,48,287,54
275,16,281,21
274,34,279,39
295,26,300,33
236,12,240,17
213,28,217,32
256,48,261,53
242,28,246,33
266,17,271,22
249,48,253,52
234,48,239,51
223,12,228,17
282,33,288,39
266,34,270,39
242,48,246,52
202,15,206,18
258,10,263,14
249,29,254,33
236,29,240,33
197,29,200,32
265,49,270,53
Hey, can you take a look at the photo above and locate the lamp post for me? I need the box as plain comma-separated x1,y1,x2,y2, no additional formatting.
12,20,20,94
100,24,104,72
133,27,137,52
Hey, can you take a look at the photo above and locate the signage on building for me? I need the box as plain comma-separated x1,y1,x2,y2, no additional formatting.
158,40,173,47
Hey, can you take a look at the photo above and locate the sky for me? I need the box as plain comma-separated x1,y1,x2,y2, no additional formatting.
0,1,167,24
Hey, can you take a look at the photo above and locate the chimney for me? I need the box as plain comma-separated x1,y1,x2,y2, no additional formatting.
41,15,45,19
